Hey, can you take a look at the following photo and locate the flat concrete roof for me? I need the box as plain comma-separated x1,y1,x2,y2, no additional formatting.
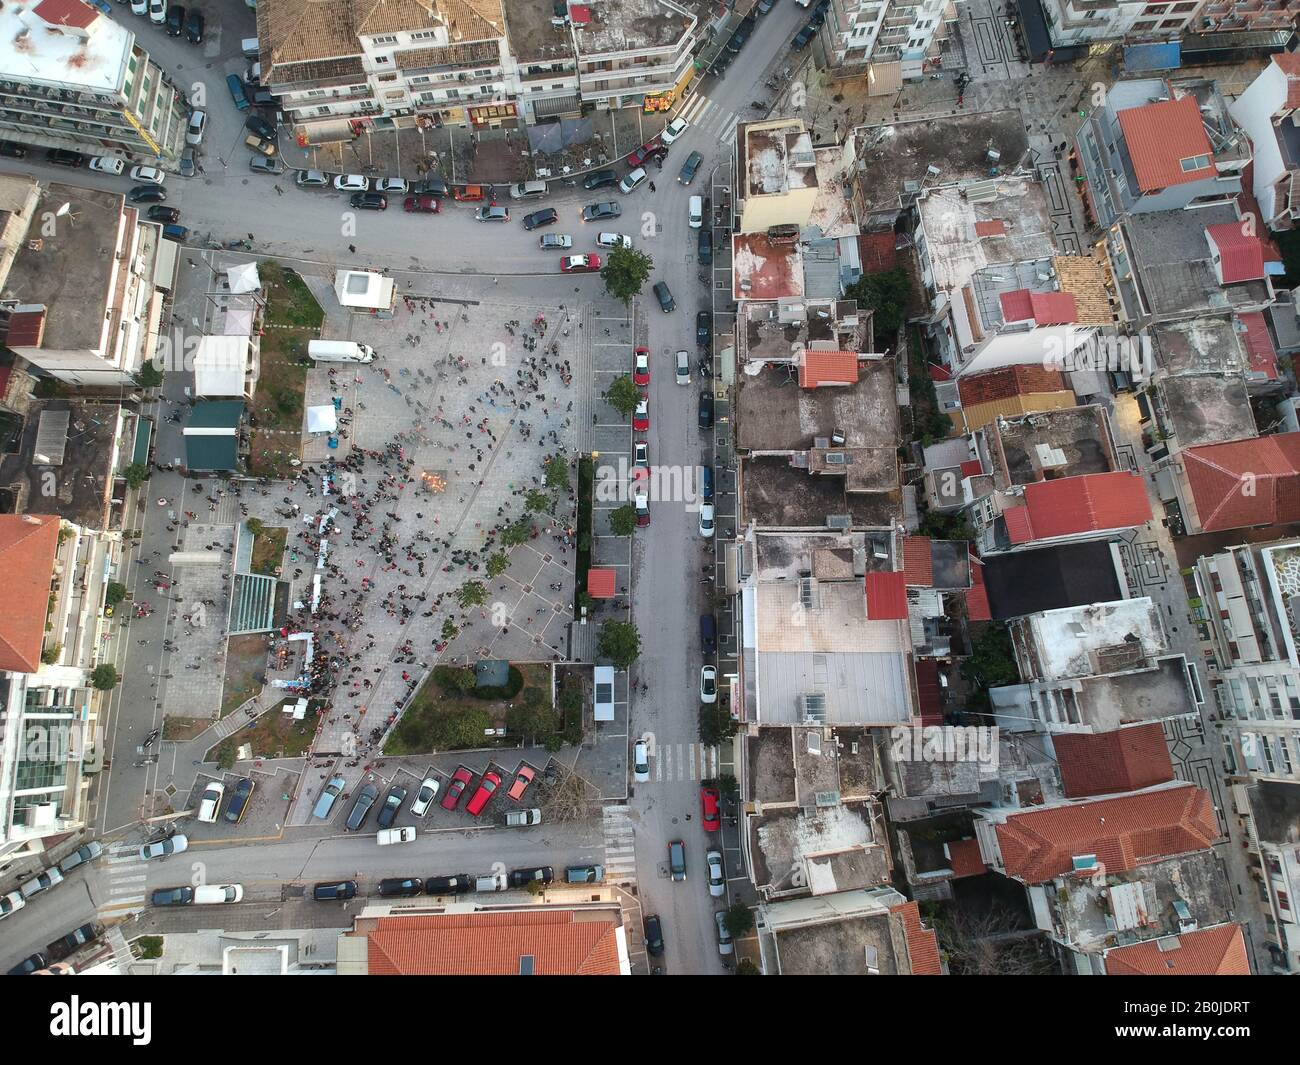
741,453,901,528
736,357,898,451
739,298,866,365
765,892,912,975
991,405,1118,487
751,530,895,582
1152,316,1250,376
743,120,818,199
572,0,693,55
1074,656,1197,728
1157,374,1256,449
0,0,131,93
733,233,803,302
1012,597,1167,681
751,804,891,896
502,0,575,62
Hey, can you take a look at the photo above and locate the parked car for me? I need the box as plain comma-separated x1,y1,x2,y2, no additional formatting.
8,952,49,976
408,777,439,818
165,4,183,36
0,891,25,920
505,808,541,827
58,842,103,875
296,169,329,188
193,884,243,904
183,9,204,43
403,194,440,213
696,310,712,349
225,777,255,823
185,109,206,145
560,253,601,273
226,74,250,111
131,0,147,14
582,201,621,222
633,396,650,432
334,174,368,192
139,834,188,861
627,137,663,168
619,167,648,194
377,877,423,897
653,280,675,312
89,156,125,175
148,0,165,24
162,223,188,241
313,775,346,819
634,489,650,527
698,389,714,428
19,867,64,899
453,184,487,202
197,781,225,823
374,177,408,194
634,440,649,468
668,839,687,882
539,233,572,250
0,140,27,158
464,769,502,817
698,227,713,265
412,177,449,197
376,785,407,829
46,148,85,168
583,169,618,191
425,874,473,895
475,873,508,892
509,866,555,887
441,766,474,810
715,909,734,955
350,191,387,211
146,205,180,223
245,114,276,140
179,147,198,178
244,134,277,157
707,849,726,897
596,231,632,249
700,664,718,703
701,786,721,831
509,180,547,200
791,24,815,49
676,350,691,385
757,0,774,13
523,207,558,230
249,155,284,175
476,205,510,222
127,185,166,205
677,150,703,185
688,194,703,228
345,784,379,831
660,117,688,145
699,500,715,538
312,880,357,901
565,865,604,883
643,913,665,956
150,886,193,907
506,765,536,802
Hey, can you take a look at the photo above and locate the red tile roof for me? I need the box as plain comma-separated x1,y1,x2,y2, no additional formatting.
1054,725,1174,799
1206,223,1266,284
1029,291,1078,325
959,458,983,478
1116,94,1216,193
947,838,987,878
1275,52,1300,110
974,219,1007,237
799,350,860,388
857,230,898,272
34,0,98,30
365,909,625,975
1238,312,1279,381
865,571,908,620
889,901,943,975
998,289,1035,323
957,365,1068,408
966,555,992,621
995,784,1218,884
927,362,952,382
1182,433,1300,533
586,567,616,598
1104,924,1250,976
914,657,942,725
902,536,934,587
0,515,61,673
1005,471,1151,544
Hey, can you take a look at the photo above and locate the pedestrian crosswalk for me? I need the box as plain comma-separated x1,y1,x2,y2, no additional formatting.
652,742,718,783
96,844,148,920
676,94,741,146
601,804,637,885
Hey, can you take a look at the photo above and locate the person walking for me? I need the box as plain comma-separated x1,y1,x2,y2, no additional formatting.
648,181,656,192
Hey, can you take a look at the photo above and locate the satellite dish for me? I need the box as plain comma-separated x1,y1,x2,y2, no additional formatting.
56,203,71,217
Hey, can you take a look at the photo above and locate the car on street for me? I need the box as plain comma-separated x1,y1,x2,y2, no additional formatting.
47,923,100,961
146,205,180,223
660,117,688,145
297,169,329,188
506,765,536,802
312,880,357,901
539,233,572,250
425,874,473,895
633,347,650,386
643,913,665,956
464,769,502,817
453,184,487,202
698,227,712,265
619,167,647,194
179,147,198,177
334,174,369,192
148,0,165,23
377,877,423,897
58,842,103,875
245,115,276,140
139,834,188,861
131,0,147,14
225,777,255,823
403,194,440,213
509,866,555,888
194,884,243,905
313,775,346,819
707,849,726,896
627,137,662,168
9,953,49,976
441,766,474,810
698,389,714,429
696,310,712,349
89,156,125,175
226,74,250,110
700,664,717,703
634,440,649,468
197,781,225,823
699,500,715,538
350,191,388,210
184,9,203,43
565,865,604,883
701,786,721,831
653,281,675,312
727,19,754,52
345,783,379,831
583,169,618,191
677,150,703,185
596,231,632,249
523,207,558,230
635,489,650,527
715,910,734,955
165,5,184,35
668,839,687,882
127,185,166,204
633,396,649,432
130,164,166,185
676,350,691,384
791,24,815,49
632,739,650,782
45,148,85,168
376,785,407,828
150,886,193,907
1,890,26,920
185,110,206,145
476,205,510,222
412,177,449,197
374,177,408,194
581,201,621,222
249,155,284,175
688,194,703,228
560,253,601,273
19,868,64,899
757,0,774,12
0,141,27,159
409,777,439,817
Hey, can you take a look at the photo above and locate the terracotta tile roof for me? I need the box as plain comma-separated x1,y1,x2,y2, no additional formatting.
1238,312,1279,381
1006,471,1152,543
1274,52,1300,110
586,567,616,598
1116,94,1216,193
865,571,908,620
947,838,987,878
974,219,1007,237
1054,725,1174,798
998,289,1035,323
1182,433,1300,533
365,909,624,975
927,362,952,382
889,901,943,974
957,365,1068,408
1206,223,1266,284
995,783,1218,884
902,536,934,586
966,554,991,621
0,515,61,673
857,231,898,272
960,392,1079,434
914,657,942,725
799,350,860,388
1052,256,1113,326
34,0,97,30
959,458,983,477
1029,292,1077,325
1104,923,1250,976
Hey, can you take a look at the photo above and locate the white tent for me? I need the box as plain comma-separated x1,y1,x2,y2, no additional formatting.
226,261,261,293
334,269,395,311
306,404,337,434
193,336,250,397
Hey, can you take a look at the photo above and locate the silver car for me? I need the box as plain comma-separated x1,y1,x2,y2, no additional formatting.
139,834,189,861
715,909,734,955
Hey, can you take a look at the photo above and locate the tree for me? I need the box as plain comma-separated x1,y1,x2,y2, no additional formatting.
717,772,739,797
609,504,637,537
429,705,492,750
962,624,1019,712
597,620,640,669
525,490,553,514
506,687,559,741
90,664,119,691
846,268,912,347
700,703,738,747
136,361,164,389
486,552,509,578
735,959,761,975
606,375,641,418
501,517,533,547
929,901,1052,976
41,644,63,666
124,463,150,490
456,580,487,608
245,517,266,538
441,618,460,640
724,903,754,937
545,454,570,491
104,582,127,608
600,245,654,306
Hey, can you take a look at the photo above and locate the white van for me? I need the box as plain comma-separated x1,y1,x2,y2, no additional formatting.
376,826,416,845
688,195,703,229
593,665,615,721
475,874,508,892
194,884,243,904
505,809,541,827
241,37,260,59
308,340,375,363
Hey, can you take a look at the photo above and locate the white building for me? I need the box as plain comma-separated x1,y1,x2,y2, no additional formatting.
816,0,960,86
1228,52,1300,232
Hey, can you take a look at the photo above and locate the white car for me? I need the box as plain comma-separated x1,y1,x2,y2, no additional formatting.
715,909,734,955
89,156,125,175
660,117,688,145
409,776,439,818
19,867,65,899
632,740,650,782
633,440,648,468
675,349,690,385
634,349,649,381
688,194,703,229
197,781,225,823
129,165,165,185
194,884,243,904
596,232,632,249
634,489,650,526
334,174,369,192
619,167,647,194
130,0,147,14
148,0,165,24
374,177,408,194
139,834,188,861
700,665,717,704
0,889,26,920
706,849,725,897
698,501,715,538
185,110,206,146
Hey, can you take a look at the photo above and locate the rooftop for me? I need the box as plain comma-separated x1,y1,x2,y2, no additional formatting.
0,0,131,93
1068,656,1200,730
1155,374,1255,450
570,0,694,55
741,453,901,528
750,803,891,897
0,513,61,673
1104,923,1250,976
738,298,866,366
1114,92,1217,194
751,530,896,582
732,232,804,301
1001,471,1152,546
1010,597,1167,682
763,893,942,975
1152,315,1249,376
736,357,897,451
1181,431,1300,533
982,541,1125,620
742,119,819,199
988,405,1117,488
1245,780,1300,843
1053,723,1174,799
501,0,575,62
956,364,1078,433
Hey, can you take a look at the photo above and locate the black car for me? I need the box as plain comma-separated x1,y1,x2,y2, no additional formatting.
677,150,703,186
425,874,473,895
377,877,423,897
791,25,815,49
350,191,388,211
165,4,184,36
583,169,618,191
727,24,753,53
376,785,407,829
413,177,449,197
225,776,254,823
146,205,180,223
251,89,277,108
128,185,167,205
653,281,675,312
643,913,665,956
245,114,276,140
312,880,357,901
698,390,714,429
508,866,555,888
151,886,194,907
46,148,85,168
0,141,27,159
523,207,558,230
183,9,204,43
48,922,100,961
345,783,379,831
7,952,48,976
698,227,712,265
696,311,712,349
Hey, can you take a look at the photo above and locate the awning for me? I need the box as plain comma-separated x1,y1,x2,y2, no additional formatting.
131,416,153,466
185,435,238,471
227,261,261,294
531,93,582,120
866,61,901,97
306,404,337,434
153,236,179,292
586,567,616,598
1123,42,1181,72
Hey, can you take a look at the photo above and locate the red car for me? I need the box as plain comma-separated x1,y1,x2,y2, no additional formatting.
627,137,663,169
560,254,601,273
441,765,474,811
465,769,502,817
633,347,650,386
403,194,440,213
507,764,536,802
700,786,721,832
633,396,649,432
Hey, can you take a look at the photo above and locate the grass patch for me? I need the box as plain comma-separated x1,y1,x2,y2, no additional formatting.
208,700,316,764
221,634,268,717
133,936,163,960
386,662,552,755
262,261,324,330
251,526,287,576
247,262,320,460
162,717,207,742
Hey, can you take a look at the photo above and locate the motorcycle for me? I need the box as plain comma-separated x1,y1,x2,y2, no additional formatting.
141,728,160,749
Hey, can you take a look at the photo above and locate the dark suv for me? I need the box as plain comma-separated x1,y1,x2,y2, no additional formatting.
46,148,85,168
583,169,618,191
698,390,714,430
523,208,558,230
165,4,184,36
425,874,473,895
350,191,388,211
312,880,358,901
377,877,423,897
696,311,712,349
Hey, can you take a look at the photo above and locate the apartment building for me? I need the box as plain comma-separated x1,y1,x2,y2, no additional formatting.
0,0,188,167
1229,52,1300,232
1197,0,1296,33
814,0,960,87
571,0,697,114
1237,780,1300,972
1034,0,1202,50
